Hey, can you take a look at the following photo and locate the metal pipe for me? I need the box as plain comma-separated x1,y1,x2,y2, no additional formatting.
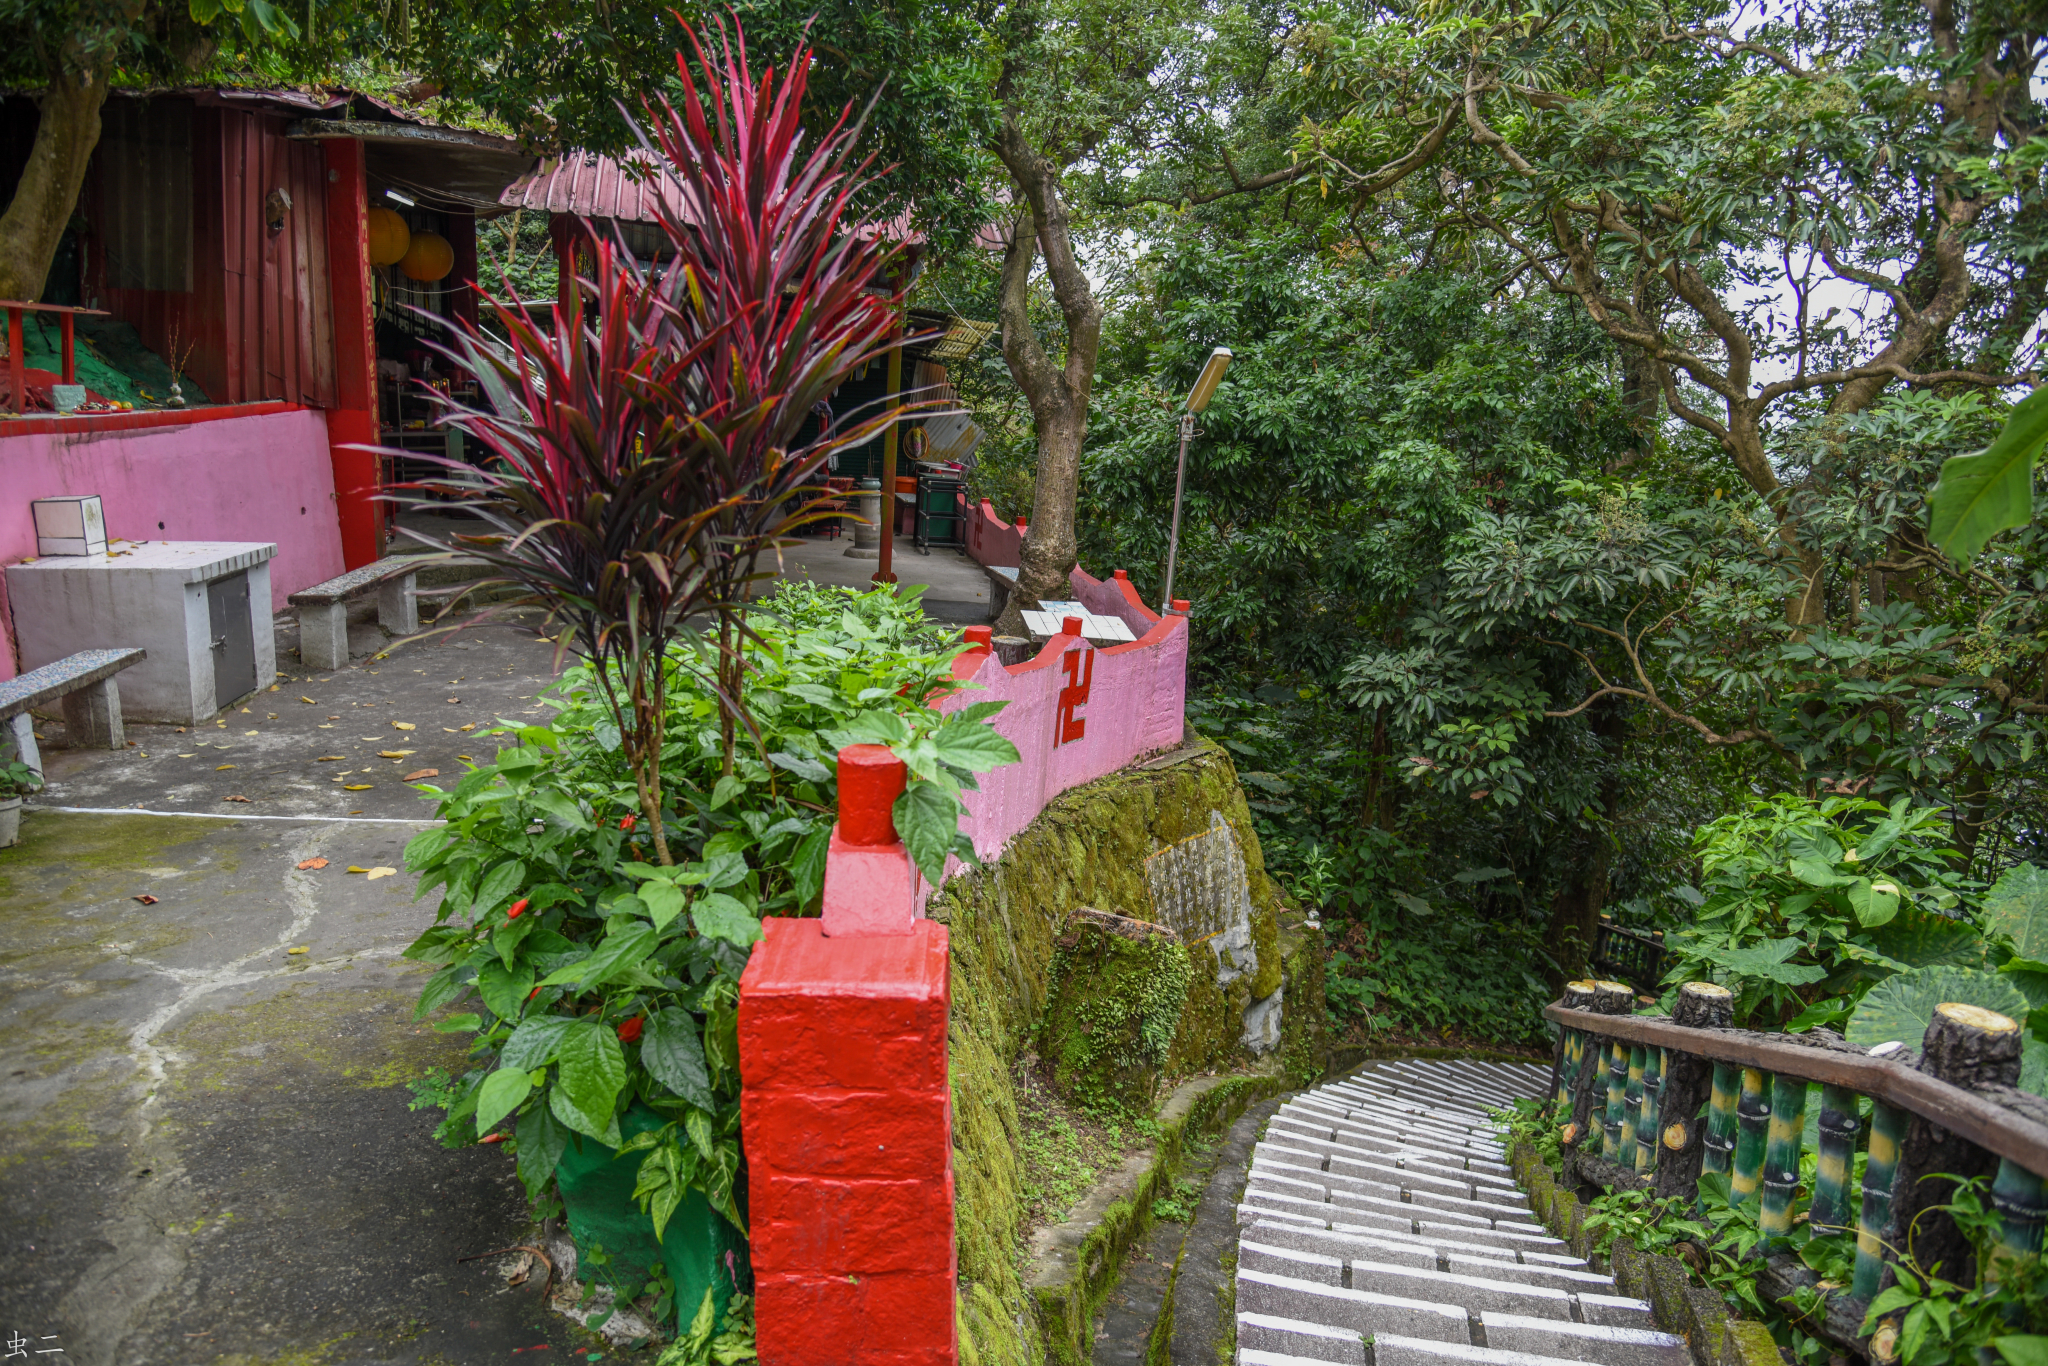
1161,410,1195,614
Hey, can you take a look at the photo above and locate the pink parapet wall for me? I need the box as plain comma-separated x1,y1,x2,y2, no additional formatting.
0,406,346,680
961,496,1024,571
930,566,1187,873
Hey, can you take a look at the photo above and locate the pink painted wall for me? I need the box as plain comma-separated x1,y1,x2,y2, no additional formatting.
0,406,345,679
961,496,1024,570
923,567,1187,898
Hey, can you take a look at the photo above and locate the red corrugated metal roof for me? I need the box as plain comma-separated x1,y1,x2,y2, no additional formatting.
500,153,686,224
501,151,924,244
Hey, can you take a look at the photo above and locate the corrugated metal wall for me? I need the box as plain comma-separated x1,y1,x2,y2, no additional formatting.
216,111,337,407
85,100,337,409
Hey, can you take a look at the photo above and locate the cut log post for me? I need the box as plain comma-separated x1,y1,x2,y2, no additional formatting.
1811,1083,1861,1236
1882,1003,2022,1291
1850,1101,1907,1301
1553,980,1596,1110
1634,1045,1663,1175
1759,1072,1809,1239
1564,980,1632,1150
1653,982,1734,1201
1731,1066,1771,1206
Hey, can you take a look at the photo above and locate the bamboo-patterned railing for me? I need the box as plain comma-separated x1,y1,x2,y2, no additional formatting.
1546,982,2048,1352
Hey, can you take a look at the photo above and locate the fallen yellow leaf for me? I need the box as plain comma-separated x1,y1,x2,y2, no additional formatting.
459,723,476,732
365,866,397,880
377,749,416,758
346,865,370,873
301,697,317,704
443,727,458,732
315,755,345,762
178,753,194,758
343,784,374,791
458,754,474,761
244,730,259,736
287,946,309,955
360,736,381,741
215,764,236,771
393,722,417,731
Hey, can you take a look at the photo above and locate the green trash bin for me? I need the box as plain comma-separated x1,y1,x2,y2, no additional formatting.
552,1103,749,1328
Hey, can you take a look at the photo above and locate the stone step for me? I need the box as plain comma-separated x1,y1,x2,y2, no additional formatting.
1240,1341,1364,1366
1479,1313,1692,1366
1242,1239,1345,1286
1235,1268,1473,1342
1236,1190,1568,1254
1378,1333,1685,1366
1446,1254,1615,1292
1246,1216,1587,1271
1233,1062,1672,1366
1345,1259,1575,1319
1268,1120,1506,1167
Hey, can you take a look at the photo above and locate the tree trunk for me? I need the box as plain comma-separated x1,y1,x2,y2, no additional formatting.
989,113,1103,639
1543,701,1627,988
0,67,113,304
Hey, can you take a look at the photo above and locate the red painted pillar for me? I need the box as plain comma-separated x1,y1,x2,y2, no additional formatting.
738,745,958,1366
321,137,382,568
447,209,480,334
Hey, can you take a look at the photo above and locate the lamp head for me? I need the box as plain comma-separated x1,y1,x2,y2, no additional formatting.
1184,347,1232,414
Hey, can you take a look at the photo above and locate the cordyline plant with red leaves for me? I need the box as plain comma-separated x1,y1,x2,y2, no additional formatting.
391,26,911,866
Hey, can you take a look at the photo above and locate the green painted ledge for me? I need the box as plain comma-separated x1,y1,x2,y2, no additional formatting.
1024,1069,1290,1366
1508,1141,1782,1366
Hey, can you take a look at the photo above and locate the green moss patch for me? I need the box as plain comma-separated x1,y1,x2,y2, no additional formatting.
1041,910,1192,1113
932,737,1327,1366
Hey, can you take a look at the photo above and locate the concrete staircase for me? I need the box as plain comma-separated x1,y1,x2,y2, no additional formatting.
1233,1060,1693,1366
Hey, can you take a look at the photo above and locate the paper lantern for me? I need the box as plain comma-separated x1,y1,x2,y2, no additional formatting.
367,207,410,266
399,231,454,282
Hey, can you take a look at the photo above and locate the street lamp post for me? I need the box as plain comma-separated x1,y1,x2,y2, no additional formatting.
1161,347,1231,615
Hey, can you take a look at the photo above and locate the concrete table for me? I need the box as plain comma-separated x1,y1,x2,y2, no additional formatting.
5,541,276,723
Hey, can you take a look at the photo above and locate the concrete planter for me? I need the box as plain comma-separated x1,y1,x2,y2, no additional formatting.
0,796,21,848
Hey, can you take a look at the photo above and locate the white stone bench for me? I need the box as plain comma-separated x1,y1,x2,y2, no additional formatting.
288,557,423,670
0,647,146,772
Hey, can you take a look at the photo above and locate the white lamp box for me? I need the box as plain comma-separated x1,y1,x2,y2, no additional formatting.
4,542,277,723
31,495,107,556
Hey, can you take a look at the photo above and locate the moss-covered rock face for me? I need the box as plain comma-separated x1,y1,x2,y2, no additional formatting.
932,736,1325,1366
1041,910,1192,1113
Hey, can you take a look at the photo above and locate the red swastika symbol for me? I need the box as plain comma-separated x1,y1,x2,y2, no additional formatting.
1055,645,1093,747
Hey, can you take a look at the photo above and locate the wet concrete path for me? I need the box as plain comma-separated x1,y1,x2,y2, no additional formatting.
0,613,613,1364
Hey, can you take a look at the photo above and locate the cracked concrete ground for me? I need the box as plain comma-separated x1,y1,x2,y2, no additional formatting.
0,612,614,1365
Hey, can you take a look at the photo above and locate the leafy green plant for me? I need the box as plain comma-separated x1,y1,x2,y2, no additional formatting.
0,757,43,798
404,25,908,867
1663,794,1986,1026
400,594,1014,1204
658,1287,758,1366
1580,1187,1710,1262
1152,1178,1202,1222
1929,385,2048,565
1492,1096,1561,1168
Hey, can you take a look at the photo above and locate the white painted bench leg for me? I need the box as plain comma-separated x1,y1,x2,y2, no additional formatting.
4,713,40,774
62,677,124,749
300,603,350,670
377,572,419,636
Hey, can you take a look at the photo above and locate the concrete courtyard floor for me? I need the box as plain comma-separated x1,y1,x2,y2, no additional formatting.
0,610,616,1365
